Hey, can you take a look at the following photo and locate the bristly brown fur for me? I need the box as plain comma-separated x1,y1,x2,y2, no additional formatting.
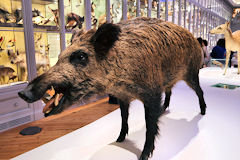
19,17,206,160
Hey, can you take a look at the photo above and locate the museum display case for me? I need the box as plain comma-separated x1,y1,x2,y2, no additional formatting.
0,0,66,132
0,0,234,132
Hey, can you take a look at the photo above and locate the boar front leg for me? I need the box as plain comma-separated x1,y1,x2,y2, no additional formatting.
140,94,163,160
116,100,129,142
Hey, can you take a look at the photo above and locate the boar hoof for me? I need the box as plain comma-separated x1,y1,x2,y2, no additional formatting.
139,154,149,160
200,109,206,115
116,135,126,142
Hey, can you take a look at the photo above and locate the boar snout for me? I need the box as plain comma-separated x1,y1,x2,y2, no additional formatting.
18,90,37,103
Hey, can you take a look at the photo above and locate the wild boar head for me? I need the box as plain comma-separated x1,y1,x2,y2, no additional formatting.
18,23,121,116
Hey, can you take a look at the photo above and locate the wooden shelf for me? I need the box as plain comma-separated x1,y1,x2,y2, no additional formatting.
12,0,57,5
0,23,59,32
0,97,119,159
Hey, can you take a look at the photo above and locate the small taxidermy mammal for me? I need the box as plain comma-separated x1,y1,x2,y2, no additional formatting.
0,8,16,23
15,8,50,25
0,66,15,84
0,36,4,51
66,13,84,29
7,49,50,81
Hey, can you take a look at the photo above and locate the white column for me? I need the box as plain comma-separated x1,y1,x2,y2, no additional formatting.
165,0,168,21
148,0,152,17
84,0,91,30
183,0,187,28
196,6,199,37
192,5,196,36
21,0,37,81
172,0,175,23
122,0,127,20
106,0,111,22
157,0,161,19
178,0,182,26
136,0,141,17
58,0,66,51
188,2,192,32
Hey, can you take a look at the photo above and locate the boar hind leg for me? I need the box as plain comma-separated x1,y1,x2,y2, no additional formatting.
140,95,163,160
116,100,129,142
185,72,206,115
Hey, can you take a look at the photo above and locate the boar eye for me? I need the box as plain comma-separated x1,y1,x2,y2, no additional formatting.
70,50,89,67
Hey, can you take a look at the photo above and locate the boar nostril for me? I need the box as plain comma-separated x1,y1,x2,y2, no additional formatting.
18,91,31,102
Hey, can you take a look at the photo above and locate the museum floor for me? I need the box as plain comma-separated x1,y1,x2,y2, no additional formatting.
1,67,240,160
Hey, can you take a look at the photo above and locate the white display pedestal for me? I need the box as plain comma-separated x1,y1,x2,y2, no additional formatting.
13,67,240,160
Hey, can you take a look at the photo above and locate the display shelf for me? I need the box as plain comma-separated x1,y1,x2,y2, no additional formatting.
12,0,57,5
0,23,23,28
0,23,58,32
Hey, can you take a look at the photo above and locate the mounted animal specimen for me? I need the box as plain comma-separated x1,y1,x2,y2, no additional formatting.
14,8,50,25
18,17,206,160
210,22,240,75
7,49,50,81
66,13,84,29
0,66,15,84
48,7,59,27
0,36,4,52
0,8,16,23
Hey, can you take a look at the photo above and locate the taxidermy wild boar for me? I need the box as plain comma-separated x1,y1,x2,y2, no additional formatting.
18,17,207,160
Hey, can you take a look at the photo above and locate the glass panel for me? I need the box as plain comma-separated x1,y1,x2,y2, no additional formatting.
186,1,190,29
151,0,158,18
111,0,123,23
174,0,179,24
168,0,174,22
65,0,85,30
128,0,137,19
140,0,147,17
160,0,166,20
32,0,60,76
0,0,27,87
181,0,185,28
91,0,106,28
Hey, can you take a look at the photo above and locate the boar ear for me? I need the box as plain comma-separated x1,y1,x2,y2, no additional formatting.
90,23,121,60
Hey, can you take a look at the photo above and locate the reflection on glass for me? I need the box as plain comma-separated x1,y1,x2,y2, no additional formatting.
0,0,27,87
151,0,158,18
140,0,147,17
111,0,122,23
174,0,179,24
128,0,137,19
160,1,166,20
91,0,106,29
168,0,174,22
65,0,85,30
32,1,60,77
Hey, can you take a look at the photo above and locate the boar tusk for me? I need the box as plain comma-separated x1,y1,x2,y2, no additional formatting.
54,93,60,106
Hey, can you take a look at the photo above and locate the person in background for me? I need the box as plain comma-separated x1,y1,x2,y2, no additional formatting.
197,37,206,67
210,38,226,59
202,39,209,67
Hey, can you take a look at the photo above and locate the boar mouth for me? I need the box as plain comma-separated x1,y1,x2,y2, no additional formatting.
42,91,66,117
18,84,70,117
